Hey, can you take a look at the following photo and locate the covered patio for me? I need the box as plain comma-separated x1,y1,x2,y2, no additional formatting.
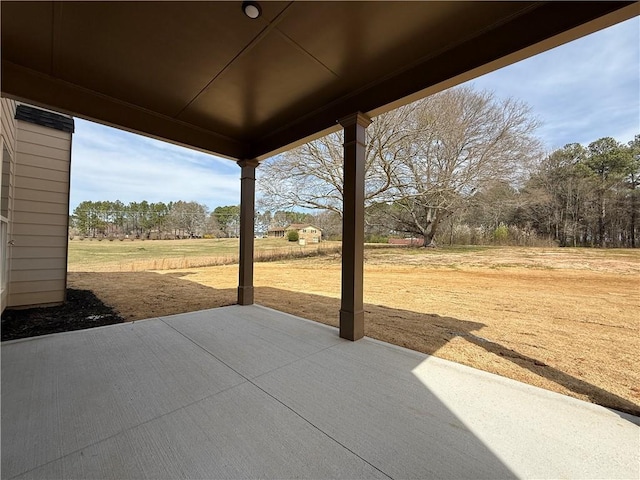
2,306,638,479
2,2,639,478
2,1,637,339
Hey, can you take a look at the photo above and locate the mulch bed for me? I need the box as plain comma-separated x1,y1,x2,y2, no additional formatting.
1,288,124,342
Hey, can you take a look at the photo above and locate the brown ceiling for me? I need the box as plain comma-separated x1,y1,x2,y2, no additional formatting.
2,1,637,161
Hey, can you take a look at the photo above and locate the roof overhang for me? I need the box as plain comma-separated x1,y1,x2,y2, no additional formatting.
2,1,638,161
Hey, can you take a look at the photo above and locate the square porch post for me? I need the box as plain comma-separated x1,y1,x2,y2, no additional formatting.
237,159,259,305
339,112,371,340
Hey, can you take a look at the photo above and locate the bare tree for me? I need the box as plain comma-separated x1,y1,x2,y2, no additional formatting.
205,214,225,238
381,87,542,245
258,105,415,215
168,201,208,238
259,86,542,246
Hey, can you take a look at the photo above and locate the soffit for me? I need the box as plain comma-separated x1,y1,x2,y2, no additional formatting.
1,1,637,161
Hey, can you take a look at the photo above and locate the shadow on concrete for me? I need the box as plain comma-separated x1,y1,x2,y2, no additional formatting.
2,303,521,479
255,286,640,418
57,271,640,418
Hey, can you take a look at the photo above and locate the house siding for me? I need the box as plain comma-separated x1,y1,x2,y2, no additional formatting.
1,98,17,160
1,154,11,218
1,98,17,309
267,224,322,242
8,118,72,307
9,291,67,307
298,227,321,243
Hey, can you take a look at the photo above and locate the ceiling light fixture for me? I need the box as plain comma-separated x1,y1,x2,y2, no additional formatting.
242,1,262,19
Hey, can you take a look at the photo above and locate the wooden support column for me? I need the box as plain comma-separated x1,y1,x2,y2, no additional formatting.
237,159,259,305
339,112,371,340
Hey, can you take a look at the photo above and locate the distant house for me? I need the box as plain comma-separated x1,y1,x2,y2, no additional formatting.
1,98,74,311
267,224,322,243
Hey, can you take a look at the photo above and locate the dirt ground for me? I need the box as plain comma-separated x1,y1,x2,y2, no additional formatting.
64,247,639,416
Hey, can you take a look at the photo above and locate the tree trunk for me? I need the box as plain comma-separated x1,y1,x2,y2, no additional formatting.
422,210,444,247
631,177,637,248
598,197,606,247
449,217,455,246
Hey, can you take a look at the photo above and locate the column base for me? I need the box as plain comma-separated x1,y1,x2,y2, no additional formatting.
237,286,254,306
339,309,364,341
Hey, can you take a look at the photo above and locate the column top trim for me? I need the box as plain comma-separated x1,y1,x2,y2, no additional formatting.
237,159,260,168
338,112,372,129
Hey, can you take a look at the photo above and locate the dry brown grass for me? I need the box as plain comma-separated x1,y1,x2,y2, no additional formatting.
68,246,640,416
67,237,341,272
87,247,343,272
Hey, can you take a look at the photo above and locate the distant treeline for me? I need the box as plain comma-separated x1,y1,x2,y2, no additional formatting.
463,137,640,248
262,137,640,248
71,135,639,247
360,137,640,248
70,200,207,239
69,201,323,239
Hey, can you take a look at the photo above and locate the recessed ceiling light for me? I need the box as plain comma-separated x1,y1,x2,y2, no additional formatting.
242,1,261,19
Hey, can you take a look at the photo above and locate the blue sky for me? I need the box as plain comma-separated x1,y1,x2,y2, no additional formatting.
69,17,639,213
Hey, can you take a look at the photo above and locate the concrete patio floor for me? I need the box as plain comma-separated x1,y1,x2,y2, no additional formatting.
2,305,638,479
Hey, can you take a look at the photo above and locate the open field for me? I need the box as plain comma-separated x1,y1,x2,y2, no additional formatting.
67,241,640,415
68,237,340,271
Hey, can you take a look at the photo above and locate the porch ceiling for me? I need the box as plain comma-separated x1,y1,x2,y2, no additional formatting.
1,1,637,161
